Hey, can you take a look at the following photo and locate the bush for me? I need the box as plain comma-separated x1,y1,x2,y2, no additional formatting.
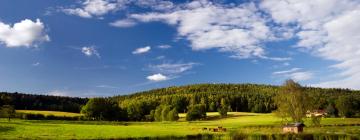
186,104,206,121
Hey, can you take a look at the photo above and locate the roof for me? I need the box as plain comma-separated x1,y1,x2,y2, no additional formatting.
283,122,305,127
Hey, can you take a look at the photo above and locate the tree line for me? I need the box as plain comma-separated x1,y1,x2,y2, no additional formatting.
1,83,360,122
0,92,87,113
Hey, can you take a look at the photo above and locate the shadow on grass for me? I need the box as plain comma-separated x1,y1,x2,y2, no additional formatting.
104,134,219,140
0,126,15,133
205,114,256,121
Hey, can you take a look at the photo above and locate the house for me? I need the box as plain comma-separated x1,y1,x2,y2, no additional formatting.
283,123,305,133
306,110,327,117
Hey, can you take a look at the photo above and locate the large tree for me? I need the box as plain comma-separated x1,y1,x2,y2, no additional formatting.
81,98,126,121
0,105,15,121
274,79,310,122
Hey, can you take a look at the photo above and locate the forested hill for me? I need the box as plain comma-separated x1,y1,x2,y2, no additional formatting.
112,83,360,120
0,92,88,113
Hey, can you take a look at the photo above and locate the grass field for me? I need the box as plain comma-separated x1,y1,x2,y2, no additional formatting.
1,111,360,139
16,110,82,117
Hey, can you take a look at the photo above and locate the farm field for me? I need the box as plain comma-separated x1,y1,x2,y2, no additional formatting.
1,111,360,139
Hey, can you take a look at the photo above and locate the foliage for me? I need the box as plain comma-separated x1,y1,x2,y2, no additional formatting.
218,98,229,117
274,79,310,122
336,95,356,118
326,104,337,117
0,105,15,121
0,92,87,113
153,105,179,121
168,108,179,121
81,98,126,121
311,116,322,126
186,104,207,121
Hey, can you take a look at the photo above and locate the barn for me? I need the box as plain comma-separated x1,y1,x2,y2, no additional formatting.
283,122,305,133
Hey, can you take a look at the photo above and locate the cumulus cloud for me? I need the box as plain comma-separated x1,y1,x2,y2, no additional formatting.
63,0,122,18
109,19,137,27
132,46,151,54
273,68,313,81
82,46,100,58
130,1,275,59
262,0,360,89
0,19,50,47
147,73,168,81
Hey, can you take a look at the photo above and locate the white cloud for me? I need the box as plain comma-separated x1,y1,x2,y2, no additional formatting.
63,0,122,18
82,46,100,58
146,73,168,81
0,19,50,47
262,0,360,89
157,44,171,49
273,68,313,81
148,62,198,74
132,46,151,54
110,19,137,27
130,1,279,59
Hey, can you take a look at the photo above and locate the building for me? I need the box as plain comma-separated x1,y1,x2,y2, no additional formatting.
283,123,305,133
306,110,327,117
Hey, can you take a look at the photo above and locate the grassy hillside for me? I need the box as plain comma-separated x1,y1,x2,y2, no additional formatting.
1,112,359,139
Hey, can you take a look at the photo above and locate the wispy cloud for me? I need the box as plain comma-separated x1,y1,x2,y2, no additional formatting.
32,62,40,66
110,19,137,28
157,44,171,49
148,62,198,74
145,62,199,82
96,85,120,89
273,68,313,81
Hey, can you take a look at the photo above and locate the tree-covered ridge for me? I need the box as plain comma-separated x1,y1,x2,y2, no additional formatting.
0,92,88,113
112,83,360,121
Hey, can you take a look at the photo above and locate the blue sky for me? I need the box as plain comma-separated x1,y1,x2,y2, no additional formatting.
0,0,359,97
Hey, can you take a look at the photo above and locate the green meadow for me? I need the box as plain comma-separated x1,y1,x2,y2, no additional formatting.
1,111,360,139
